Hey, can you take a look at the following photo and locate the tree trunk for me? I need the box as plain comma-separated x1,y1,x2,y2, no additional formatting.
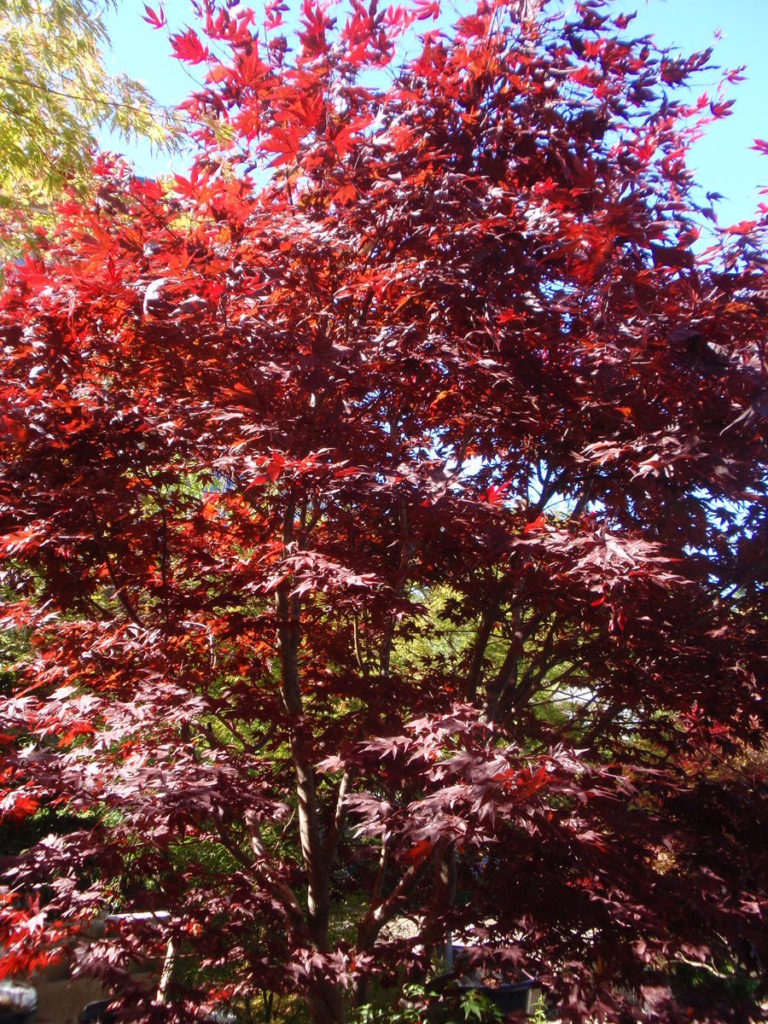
276,498,346,1024
307,984,347,1024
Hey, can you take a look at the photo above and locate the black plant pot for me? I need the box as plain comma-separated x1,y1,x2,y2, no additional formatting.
78,1001,115,1024
463,980,539,1015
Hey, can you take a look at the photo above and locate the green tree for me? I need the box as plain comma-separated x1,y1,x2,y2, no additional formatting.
0,0,178,254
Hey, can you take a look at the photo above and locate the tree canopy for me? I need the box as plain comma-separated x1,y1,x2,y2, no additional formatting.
0,0,178,255
0,1,767,1022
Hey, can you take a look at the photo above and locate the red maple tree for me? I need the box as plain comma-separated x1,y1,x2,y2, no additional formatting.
1,1,767,1021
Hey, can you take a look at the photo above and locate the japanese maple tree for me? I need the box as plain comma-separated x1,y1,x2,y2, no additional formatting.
1,0,767,1021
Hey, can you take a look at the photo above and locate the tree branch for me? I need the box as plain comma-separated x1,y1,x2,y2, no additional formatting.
324,768,353,866
465,578,506,701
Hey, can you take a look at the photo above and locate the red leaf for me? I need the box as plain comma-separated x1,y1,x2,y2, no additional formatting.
482,481,510,505
524,514,546,534
412,0,440,20
405,839,433,863
333,184,357,206
171,28,209,65
142,4,166,29
208,64,230,84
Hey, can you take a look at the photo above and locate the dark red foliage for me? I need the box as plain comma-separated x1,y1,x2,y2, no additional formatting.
1,1,767,1022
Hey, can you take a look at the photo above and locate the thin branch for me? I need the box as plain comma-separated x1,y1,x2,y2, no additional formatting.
482,601,523,721
380,497,413,682
371,836,390,907
87,502,143,626
217,820,305,929
465,577,505,701
0,71,192,128
324,768,353,865
356,852,431,953
353,612,369,677
505,614,562,715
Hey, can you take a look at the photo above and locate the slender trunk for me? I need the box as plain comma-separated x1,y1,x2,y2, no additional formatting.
420,844,457,975
276,496,346,1024
482,604,522,722
276,585,330,946
465,579,505,701
307,986,347,1024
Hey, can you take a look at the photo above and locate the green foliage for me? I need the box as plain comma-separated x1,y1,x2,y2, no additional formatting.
393,586,591,746
0,0,180,256
356,984,504,1024
670,959,761,1013
527,996,549,1024
0,618,25,695
355,985,429,1024
393,587,476,672
456,988,502,1024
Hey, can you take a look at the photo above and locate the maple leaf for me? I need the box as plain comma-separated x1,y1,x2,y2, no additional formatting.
171,28,209,65
142,4,166,29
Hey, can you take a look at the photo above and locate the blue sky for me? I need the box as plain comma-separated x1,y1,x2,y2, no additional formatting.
102,0,768,223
